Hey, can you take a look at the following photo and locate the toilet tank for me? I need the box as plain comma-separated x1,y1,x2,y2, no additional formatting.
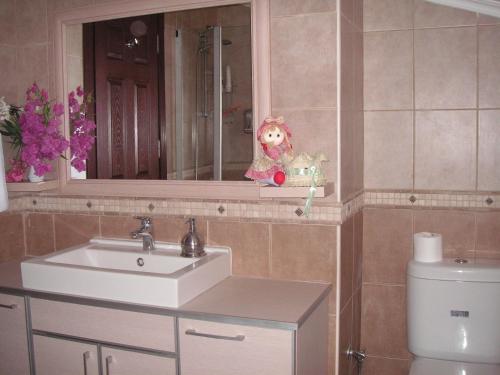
407,259,500,364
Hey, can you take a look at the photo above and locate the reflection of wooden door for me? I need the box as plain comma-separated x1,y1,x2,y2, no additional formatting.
84,15,162,179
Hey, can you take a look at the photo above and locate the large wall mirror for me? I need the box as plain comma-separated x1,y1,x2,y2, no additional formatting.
56,0,270,198
67,3,252,181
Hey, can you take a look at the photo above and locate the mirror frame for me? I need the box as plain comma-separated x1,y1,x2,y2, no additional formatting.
55,0,270,199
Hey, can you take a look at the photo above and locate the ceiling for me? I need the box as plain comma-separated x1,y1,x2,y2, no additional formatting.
426,0,500,17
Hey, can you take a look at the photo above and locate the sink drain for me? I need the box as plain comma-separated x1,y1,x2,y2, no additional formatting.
137,258,145,267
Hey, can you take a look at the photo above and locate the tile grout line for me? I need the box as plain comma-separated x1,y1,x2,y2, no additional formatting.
268,222,272,277
412,0,416,192
475,20,480,191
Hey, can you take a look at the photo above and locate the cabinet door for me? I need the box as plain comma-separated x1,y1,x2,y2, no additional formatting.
33,335,99,375
101,347,176,375
0,293,30,375
179,318,294,375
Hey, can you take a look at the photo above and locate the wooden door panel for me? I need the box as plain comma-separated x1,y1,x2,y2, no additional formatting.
89,15,161,179
136,83,152,178
108,79,126,179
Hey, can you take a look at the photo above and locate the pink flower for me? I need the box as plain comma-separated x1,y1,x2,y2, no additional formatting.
16,83,69,177
6,160,26,182
53,103,64,116
68,88,96,172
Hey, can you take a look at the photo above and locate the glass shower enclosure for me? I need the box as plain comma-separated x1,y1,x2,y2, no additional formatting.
165,4,253,181
174,26,222,181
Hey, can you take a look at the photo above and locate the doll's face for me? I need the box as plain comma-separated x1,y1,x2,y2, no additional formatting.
262,126,285,146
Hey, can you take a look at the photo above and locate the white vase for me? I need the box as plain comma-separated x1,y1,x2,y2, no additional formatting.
28,166,44,183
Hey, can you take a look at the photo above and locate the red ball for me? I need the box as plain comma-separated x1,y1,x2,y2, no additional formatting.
273,171,286,185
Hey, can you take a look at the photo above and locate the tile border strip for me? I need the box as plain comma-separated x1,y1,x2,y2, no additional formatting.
6,190,500,224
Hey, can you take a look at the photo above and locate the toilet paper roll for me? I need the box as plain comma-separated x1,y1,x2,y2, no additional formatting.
414,232,443,262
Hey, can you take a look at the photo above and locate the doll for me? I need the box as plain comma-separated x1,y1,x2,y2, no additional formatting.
245,116,293,186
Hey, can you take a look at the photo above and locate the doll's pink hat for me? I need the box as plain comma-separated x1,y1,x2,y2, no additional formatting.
257,116,292,141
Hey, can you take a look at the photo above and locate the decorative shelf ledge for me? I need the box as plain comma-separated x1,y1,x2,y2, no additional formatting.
259,182,334,198
7,180,59,192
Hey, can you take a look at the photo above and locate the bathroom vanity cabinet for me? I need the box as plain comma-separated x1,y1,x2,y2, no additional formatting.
0,262,330,375
0,293,30,375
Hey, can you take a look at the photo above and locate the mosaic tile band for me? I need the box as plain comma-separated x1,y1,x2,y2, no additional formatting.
6,190,500,224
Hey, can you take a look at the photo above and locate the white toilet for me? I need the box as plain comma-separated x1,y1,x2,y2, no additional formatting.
407,258,500,375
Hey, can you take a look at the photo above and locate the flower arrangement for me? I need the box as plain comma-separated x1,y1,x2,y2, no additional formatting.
68,86,96,173
0,83,96,182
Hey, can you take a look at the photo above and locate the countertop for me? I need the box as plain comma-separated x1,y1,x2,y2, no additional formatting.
0,260,331,330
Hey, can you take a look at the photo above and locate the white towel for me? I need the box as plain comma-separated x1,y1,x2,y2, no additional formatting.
0,135,9,212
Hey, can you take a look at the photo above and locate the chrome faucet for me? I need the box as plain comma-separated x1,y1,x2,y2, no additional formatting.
131,216,155,251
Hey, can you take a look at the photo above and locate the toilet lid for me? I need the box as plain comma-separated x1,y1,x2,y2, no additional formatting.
410,358,500,375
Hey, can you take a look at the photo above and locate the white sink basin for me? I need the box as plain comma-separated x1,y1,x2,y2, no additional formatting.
21,238,231,308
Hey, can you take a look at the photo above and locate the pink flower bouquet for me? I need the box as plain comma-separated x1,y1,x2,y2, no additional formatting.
0,83,96,182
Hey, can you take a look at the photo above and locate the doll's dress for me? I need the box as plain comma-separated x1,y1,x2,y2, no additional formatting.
245,143,293,180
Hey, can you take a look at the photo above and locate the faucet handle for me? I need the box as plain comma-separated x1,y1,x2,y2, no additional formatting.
134,216,153,226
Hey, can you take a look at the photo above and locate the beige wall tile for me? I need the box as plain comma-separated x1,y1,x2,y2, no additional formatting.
478,26,500,108
219,4,250,27
47,0,93,13
363,0,413,31
271,224,337,311
17,45,50,103
364,30,413,110
208,221,270,278
16,0,48,45
100,215,138,238
0,213,25,262
353,210,363,290
476,212,500,252
361,284,409,358
353,110,364,193
363,208,413,284
270,0,335,17
340,0,353,21
277,109,337,182
414,27,476,109
0,45,19,104
341,111,357,199
415,110,476,190
338,299,354,375
154,217,207,244
414,210,475,258
271,12,336,108
352,288,362,354
26,213,55,256
328,314,337,375
362,356,410,375
341,17,355,111
271,223,336,281
414,0,477,28
54,214,100,250
478,110,500,190
364,111,413,189
353,0,364,31
0,0,16,45
340,217,354,310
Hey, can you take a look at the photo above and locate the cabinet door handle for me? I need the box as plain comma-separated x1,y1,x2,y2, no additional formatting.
185,329,245,341
0,303,17,309
83,351,91,375
105,355,114,375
